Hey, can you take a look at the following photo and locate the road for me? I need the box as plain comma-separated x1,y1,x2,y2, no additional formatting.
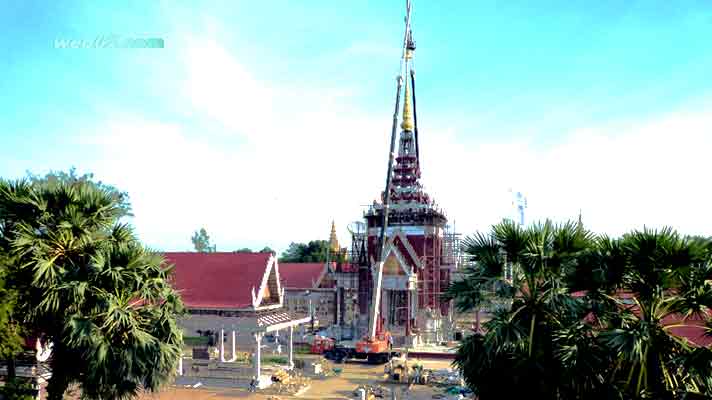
138,358,457,400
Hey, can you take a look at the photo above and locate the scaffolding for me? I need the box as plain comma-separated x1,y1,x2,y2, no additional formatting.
343,206,463,341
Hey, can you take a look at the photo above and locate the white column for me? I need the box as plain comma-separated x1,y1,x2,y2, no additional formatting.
288,325,294,369
253,332,263,383
219,328,225,362
177,355,183,376
229,330,237,362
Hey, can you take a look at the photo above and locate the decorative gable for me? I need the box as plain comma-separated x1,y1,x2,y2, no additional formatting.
374,242,412,277
252,255,284,309
384,253,404,275
392,230,423,270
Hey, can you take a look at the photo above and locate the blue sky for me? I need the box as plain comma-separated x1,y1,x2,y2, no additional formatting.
2,1,712,253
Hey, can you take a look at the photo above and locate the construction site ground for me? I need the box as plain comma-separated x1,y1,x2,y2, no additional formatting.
138,356,456,400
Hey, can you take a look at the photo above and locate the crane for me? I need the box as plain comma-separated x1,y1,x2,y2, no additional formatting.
323,0,416,365
355,0,415,364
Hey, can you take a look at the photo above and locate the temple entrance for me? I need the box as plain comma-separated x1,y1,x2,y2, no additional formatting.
385,289,408,328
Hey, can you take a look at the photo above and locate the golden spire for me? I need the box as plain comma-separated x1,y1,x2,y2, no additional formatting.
329,220,340,253
400,77,414,131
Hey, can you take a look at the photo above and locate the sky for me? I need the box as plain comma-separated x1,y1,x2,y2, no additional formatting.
1,1,712,254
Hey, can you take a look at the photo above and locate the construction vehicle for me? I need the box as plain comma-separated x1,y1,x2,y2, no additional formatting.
353,0,418,366
310,336,335,354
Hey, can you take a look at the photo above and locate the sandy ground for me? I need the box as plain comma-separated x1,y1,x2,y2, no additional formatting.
137,358,455,400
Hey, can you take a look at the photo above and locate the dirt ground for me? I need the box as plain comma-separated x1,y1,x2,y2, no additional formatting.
137,359,456,400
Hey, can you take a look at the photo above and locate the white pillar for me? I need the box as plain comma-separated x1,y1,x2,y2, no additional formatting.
358,388,366,400
229,330,237,362
288,325,294,369
177,355,183,376
219,328,225,362
253,332,263,383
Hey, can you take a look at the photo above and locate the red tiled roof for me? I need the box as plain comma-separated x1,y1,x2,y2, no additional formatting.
279,262,325,289
663,313,712,347
164,252,272,310
574,290,712,347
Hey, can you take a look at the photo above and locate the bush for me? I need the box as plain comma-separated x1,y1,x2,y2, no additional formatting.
184,336,210,346
0,378,36,400
263,355,288,365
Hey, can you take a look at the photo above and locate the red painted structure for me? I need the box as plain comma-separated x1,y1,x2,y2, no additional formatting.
353,74,456,337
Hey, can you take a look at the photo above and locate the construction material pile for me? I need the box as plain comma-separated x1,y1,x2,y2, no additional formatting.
353,384,388,399
427,369,462,387
409,363,431,385
270,369,312,395
383,356,431,385
316,358,337,377
271,369,291,384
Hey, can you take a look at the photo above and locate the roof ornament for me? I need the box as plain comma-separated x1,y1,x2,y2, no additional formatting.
400,78,414,131
329,220,340,253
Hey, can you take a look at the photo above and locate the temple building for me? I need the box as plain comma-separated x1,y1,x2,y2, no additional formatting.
279,221,359,338
166,252,309,388
352,27,460,345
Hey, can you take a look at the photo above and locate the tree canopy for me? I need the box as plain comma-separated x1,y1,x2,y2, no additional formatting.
446,220,712,399
0,253,23,377
280,240,332,263
191,228,216,252
26,167,132,218
0,176,184,400
233,247,273,254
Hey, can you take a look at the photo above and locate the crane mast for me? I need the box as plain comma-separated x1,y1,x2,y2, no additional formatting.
367,0,415,341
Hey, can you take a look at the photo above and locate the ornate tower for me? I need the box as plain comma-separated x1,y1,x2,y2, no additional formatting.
329,220,340,255
357,17,454,341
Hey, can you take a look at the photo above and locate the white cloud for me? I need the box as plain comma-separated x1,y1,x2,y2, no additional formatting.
423,109,712,238
79,36,712,254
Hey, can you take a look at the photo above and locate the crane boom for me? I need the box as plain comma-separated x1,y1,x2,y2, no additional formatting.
367,0,414,341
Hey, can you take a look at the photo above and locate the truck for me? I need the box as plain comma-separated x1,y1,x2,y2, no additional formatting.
323,332,401,364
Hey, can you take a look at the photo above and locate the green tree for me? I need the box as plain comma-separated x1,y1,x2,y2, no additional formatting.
279,240,330,262
259,246,274,254
0,253,24,379
448,220,599,399
26,167,132,218
191,228,216,252
447,221,712,399
0,177,185,400
574,228,712,398
234,248,253,253
0,378,36,400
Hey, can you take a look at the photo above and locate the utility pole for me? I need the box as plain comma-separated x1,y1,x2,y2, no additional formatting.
506,189,527,282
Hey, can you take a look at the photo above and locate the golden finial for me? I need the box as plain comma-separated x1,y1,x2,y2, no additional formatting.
401,77,414,131
329,220,340,253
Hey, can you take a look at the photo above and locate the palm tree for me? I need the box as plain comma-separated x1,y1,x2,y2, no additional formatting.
578,228,712,398
448,219,598,399
448,221,712,399
0,178,185,400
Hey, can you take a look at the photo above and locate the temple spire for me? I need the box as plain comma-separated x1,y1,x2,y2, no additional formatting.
329,220,340,253
401,78,414,132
